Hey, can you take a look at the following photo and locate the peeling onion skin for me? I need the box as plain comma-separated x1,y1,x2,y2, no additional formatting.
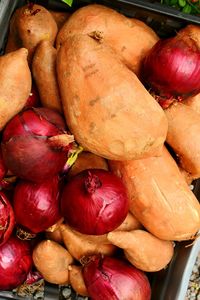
0,192,15,246
0,236,32,291
83,255,151,300
2,107,72,183
61,169,129,235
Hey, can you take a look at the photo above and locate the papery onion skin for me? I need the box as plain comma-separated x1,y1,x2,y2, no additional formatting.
0,236,32,290
13,176,61,234
142,36,200,100
61,169,129,235
0,191,15,246
2,108,72,182
83,255,151,300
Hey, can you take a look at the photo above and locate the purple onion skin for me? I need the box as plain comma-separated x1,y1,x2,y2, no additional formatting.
61,169,129,235
0,192,15,246
83,256,151,300
0,236,32,290
0,150,7,182
142,36,200,99
1,108,70,183
13,176,61,234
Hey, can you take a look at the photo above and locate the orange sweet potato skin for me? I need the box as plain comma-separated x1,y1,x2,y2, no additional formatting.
67,151,108,179
184,93,200,115
109,147,200,241
49,11,71,30
6,4,58,63
179,24,200,47
165,102,200,179
0,48,31,130
32,40,62,113
57,34,167,160
56,4,159,75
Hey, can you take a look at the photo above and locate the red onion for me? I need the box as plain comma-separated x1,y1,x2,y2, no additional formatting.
25,83,40,108
83,255,151,300
0,191,15,246
0,236,32,290
2,107,74,182
13,176,61,235
61,169,129,235
0,150,7,182
25,270,43,285
142,35,200,107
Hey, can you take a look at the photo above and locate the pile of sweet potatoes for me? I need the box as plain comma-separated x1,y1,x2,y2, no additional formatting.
1,2,200,298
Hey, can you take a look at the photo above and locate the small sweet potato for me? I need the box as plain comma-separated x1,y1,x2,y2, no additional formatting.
56,4,159,75
7,4,58,63
57,34,167,160
49,10,71,30
60,224,116,260
165,102,200,179
33,240,73,284
32,40,62,112
107,230,174,272
0,48,31,130
69,265,89,297
67,151,108,179
109,146,200,241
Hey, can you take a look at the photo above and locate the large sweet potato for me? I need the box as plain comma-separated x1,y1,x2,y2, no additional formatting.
165,102,200,179
57,34,167,160
109,147,200,241
6,4,58,63
32,40,62,112
56,4,159,75
0,48,31,130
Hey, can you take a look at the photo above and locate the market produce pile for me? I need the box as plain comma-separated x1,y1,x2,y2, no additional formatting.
0,3,200,299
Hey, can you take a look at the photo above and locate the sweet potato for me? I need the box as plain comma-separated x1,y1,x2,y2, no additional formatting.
109,146,200,241
60,224,116,260
114,212,142,231
5,13,21,53
6,4,58,63
32,240,73,284
179,24,200,47
184,93,200,115
179,167,193,185
68,265,89,297
57,34,167,160
0,48,31,130
50,10,71,30
67,151,108,179
56,4,159,75
165,102,200,179
46,218,64,244
107,230,174,272
32,40,62,112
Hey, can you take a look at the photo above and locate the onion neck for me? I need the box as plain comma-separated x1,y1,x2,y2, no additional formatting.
84,172,102,194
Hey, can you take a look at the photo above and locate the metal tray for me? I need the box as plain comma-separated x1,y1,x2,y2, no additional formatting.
0,0,200,299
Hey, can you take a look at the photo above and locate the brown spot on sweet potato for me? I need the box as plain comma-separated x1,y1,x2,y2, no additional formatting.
89,97,100,106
